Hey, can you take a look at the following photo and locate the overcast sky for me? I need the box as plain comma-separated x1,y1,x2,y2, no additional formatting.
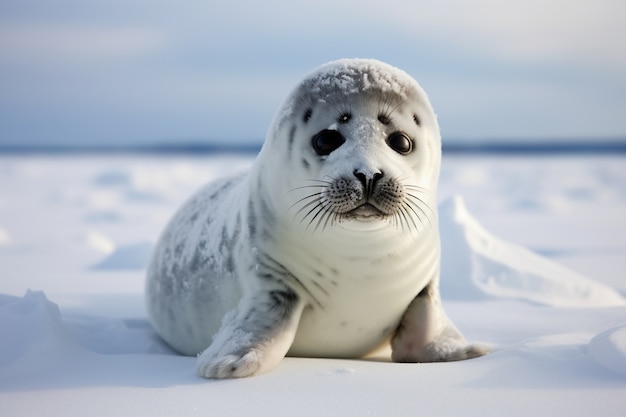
1,0,625,147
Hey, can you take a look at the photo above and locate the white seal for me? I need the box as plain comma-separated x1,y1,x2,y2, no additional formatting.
146,58,489,378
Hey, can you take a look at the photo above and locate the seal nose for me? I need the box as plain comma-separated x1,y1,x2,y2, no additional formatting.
353,169,384,197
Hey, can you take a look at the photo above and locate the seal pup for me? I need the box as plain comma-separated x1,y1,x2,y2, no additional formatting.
146,58,489,378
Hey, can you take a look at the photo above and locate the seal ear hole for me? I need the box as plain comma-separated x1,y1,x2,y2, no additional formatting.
413,114,421,126
312,129,346,156
303,109,313,123
378,114,391,125
386,131,414,155
338,113,352,124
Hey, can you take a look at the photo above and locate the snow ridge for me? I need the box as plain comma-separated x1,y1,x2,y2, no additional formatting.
439,196,626,307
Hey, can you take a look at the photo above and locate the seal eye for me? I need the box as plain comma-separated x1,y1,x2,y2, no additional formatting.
387,131,413,155
312,130,345,156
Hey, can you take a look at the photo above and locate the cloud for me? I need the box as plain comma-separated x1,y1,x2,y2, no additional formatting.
408,0,626,74
0,0,624,144
0,22,168,68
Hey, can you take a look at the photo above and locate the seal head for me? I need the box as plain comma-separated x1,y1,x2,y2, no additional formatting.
256,59,441,234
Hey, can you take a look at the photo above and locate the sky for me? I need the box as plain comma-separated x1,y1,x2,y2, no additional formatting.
1,0,625,147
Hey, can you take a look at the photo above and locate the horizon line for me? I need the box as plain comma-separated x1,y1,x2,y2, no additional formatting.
1,138,625,155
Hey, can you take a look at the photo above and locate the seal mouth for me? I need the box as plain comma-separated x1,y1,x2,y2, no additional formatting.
345,203,386,220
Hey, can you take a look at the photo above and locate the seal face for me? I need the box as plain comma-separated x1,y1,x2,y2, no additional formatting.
146,59,489,378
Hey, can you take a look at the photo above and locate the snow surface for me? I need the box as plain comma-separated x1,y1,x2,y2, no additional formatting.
1,154,625,416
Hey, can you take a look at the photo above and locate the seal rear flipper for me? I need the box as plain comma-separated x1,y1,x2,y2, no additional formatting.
390,282,490,363
196,288,305,378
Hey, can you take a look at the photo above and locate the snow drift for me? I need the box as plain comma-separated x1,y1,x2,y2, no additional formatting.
439,196,626,307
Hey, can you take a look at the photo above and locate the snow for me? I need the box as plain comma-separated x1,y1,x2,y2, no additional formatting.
308,59,416,97
439,195,625,307
1,154,625,416
589,325,626,376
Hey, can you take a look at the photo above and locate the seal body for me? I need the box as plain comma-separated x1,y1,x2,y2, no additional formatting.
146,59,489,378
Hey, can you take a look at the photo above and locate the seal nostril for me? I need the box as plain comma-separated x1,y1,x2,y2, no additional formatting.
353,170,367,188
353,169,384,194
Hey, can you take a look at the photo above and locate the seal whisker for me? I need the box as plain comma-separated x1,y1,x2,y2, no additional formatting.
295,201,324,225
317,209,332,232
378,98,395,124
313,203,337,233
291,180,334,189
403,184,432,195
392,209,406,233
289,194,326,224
303,202,327,230
287,179,333,198
386,100,406,118
405,191,429,201
321,207,340,232
399,203,420,232
400,209,412,233
290,185,326,193
397,207,411,232
405,193,435,223
379,95,405,121
397,180,433,201
290,192,323,211
405,199,429,228
405,188,434,207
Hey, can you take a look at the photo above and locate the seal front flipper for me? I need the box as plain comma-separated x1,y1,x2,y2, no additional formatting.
197,288,305,378
390,282,490,363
